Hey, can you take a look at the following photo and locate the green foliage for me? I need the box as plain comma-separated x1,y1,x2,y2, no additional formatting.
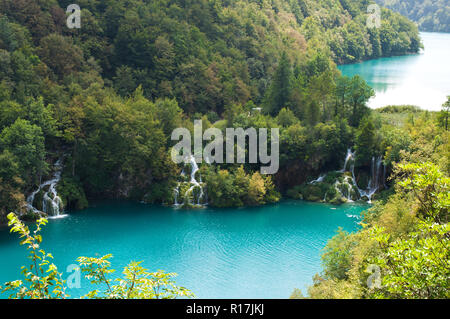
307,275,361,299
0,213,67,299
369,222,449,299
355,117,377,166
437,96,450,131
263,52,293,116
395,162,449,224
77,256,194,299
57,175,88,210
74,90,178,200
375,0,450,32
0,150,25,222
322,229,358,280
0,119,47,184
298,162,450,299
204,165,280,208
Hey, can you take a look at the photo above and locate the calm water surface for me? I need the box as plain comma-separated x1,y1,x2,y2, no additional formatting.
0,201,367,298
339,32,450,111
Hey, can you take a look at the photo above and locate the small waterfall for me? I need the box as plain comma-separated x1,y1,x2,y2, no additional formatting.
334,176,355,202
173,186,180,206
309,174,326,184
353,156,384,203
173,155,206,207
339,150,385,203
27,159,64,216
339,148,355,172
307,149,386,203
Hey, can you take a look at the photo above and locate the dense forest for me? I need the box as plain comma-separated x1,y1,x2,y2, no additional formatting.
0,0,424,222
375,0,450,32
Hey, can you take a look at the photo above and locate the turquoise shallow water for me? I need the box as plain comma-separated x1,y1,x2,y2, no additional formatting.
339,32,450,111
0,201,367,298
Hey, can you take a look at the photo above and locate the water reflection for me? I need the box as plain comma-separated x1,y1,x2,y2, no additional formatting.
339,32,450,111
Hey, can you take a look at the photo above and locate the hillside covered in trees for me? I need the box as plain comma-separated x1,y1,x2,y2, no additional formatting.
0,0,423,222
291,106,449,299
375,0,450,32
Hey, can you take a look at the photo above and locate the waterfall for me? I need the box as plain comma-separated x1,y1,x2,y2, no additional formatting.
173,185,180,206
309,174,326,184
339,150,385,203
306,149,386,203
353,156,384,203
339,148,355,172
173,155,206,207
189,155,199,184
334,176,355,202
26,159,64,216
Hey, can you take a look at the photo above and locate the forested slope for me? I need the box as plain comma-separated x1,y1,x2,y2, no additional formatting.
0,0,422,221
375,0,450,32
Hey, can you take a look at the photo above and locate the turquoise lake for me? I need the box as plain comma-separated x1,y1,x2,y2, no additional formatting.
339,32,450,111
5,32,448,300
0,201,367,298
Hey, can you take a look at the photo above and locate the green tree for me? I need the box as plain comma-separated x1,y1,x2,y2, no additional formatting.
322,229,357,281
264,52,293,116
368,162,449,298
0,119,47,183
348,76,373,127
355,118,377,166
277,107,299,127
38,34,84,80
0,150,25,222
437,96,450,131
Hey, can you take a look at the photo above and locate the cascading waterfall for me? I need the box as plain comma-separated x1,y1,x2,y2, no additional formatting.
334,176,356,202
351,155,384,203
26,159,64,216
339,148,355,173
338,149,385,203
173,186,180,206
173,155,207,207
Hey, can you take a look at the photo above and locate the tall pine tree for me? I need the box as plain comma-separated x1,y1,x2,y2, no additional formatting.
263,52,293,116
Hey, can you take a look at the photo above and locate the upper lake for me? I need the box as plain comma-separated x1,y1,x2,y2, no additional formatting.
339,32,450,111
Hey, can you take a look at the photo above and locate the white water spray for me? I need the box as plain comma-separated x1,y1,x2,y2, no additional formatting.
173,155,206,207
340,148,355,173
337,149,385,203
27,159,64,216
351,156,384,203
309,174,326,184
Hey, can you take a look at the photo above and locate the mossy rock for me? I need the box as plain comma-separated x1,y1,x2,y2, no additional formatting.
330,196,346,205
57,176,88,210
286,186,303,199
22,210,46,221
